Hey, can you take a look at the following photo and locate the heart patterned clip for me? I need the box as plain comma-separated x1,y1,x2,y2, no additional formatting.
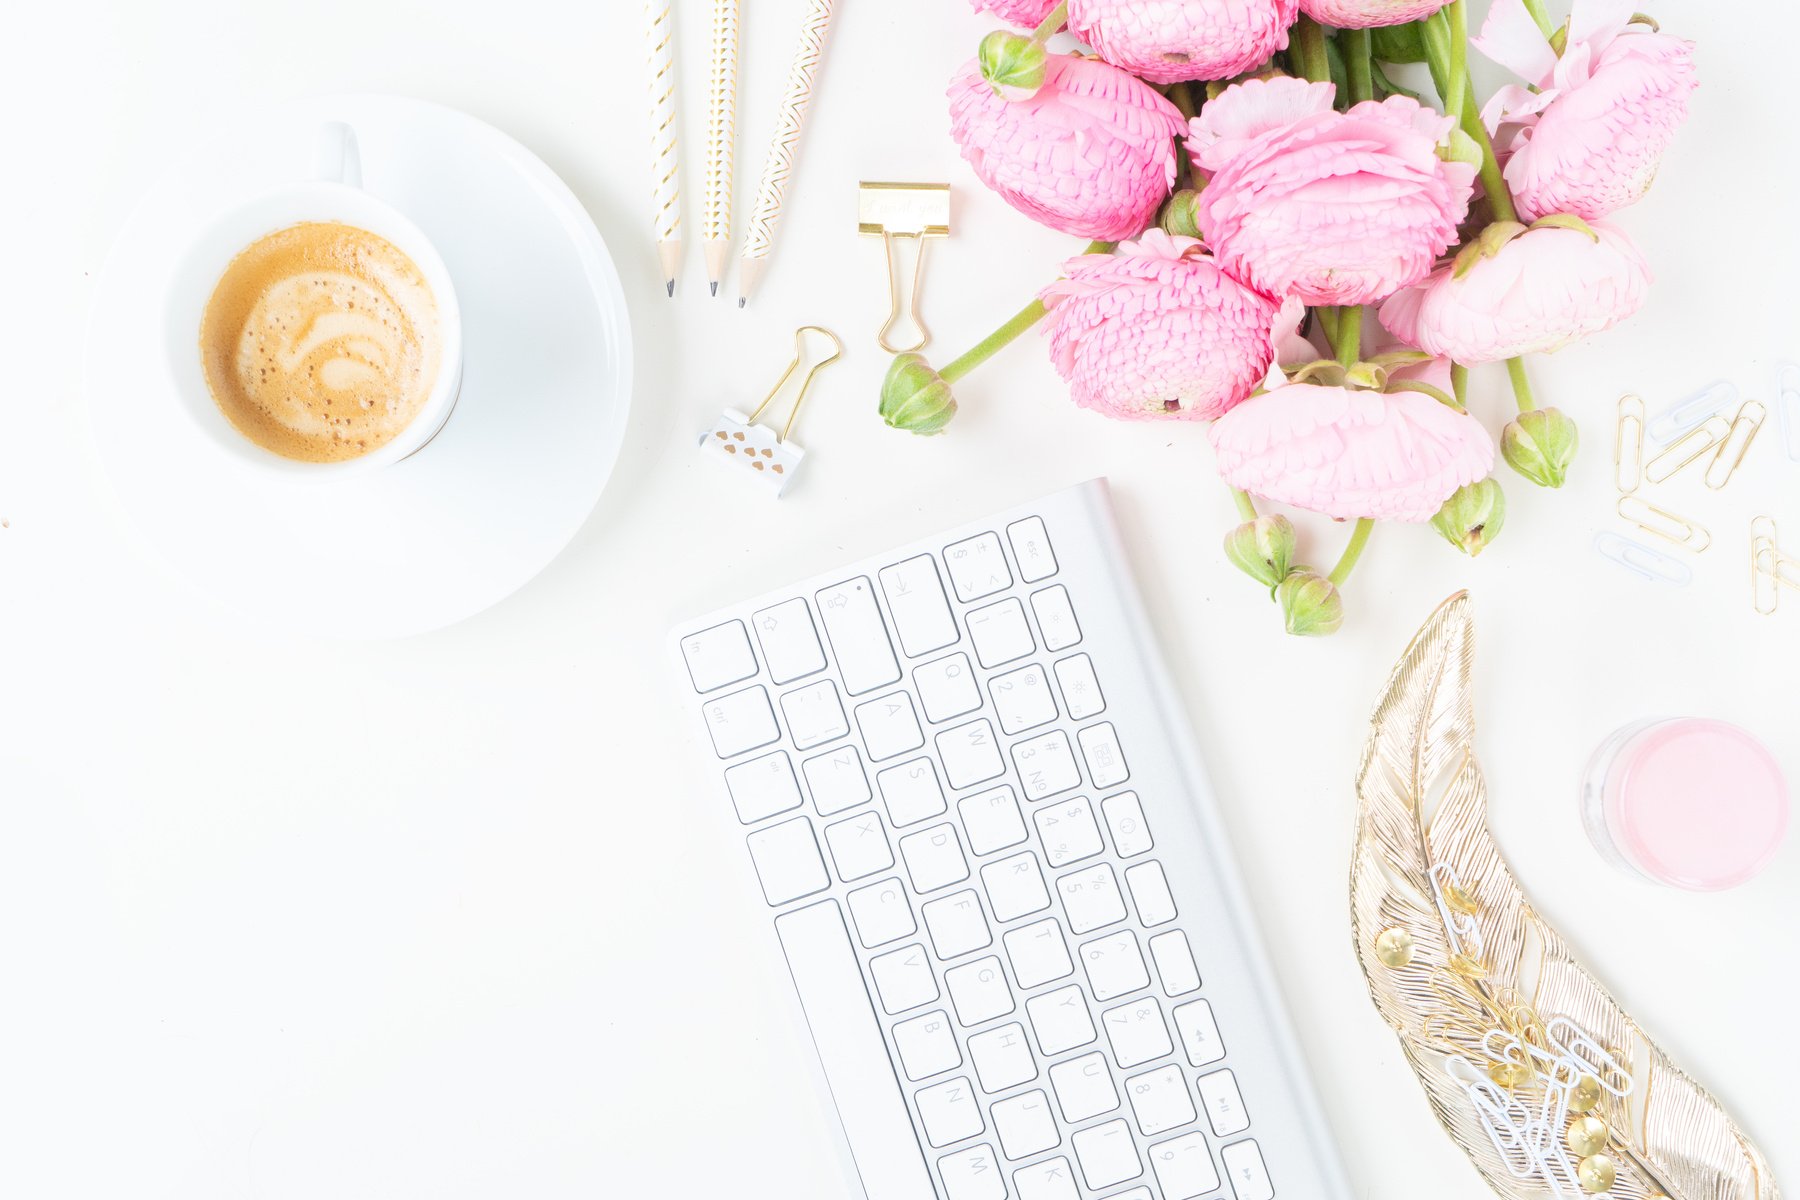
699,325,842,497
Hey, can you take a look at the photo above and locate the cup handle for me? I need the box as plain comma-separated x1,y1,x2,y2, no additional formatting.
314,121,363,188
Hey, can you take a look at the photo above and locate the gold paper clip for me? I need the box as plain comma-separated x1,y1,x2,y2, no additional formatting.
1704,399,1767,489
698,326,844,496
1752,516,1780,615
1614,394,1644,494
1618,495,1710,552
1643,414,1730,485
859,182,951,354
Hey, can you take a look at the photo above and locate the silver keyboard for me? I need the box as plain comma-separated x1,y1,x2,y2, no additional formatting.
670,480,1350,1200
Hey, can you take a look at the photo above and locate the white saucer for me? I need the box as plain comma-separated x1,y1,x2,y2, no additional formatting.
86,94,632,638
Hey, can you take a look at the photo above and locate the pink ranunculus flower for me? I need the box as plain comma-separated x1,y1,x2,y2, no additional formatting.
1378,221,1652,365
1067,0,1299,85
969,0,1064,28
1209,363,1495,522
1474,0,1696,220
1299,0,1447,28
1186,77,1476,307
1040,230,1283,422
948,53,1186,241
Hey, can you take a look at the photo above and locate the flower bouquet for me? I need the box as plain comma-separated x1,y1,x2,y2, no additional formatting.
880,0,1695,636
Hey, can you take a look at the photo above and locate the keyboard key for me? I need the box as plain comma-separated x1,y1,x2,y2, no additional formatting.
781,679,850,750
1101,792,1152,857
939,1144,1006,1200
853,692,923,761
1106,1190,1153,1200
1058,864,1127,934
1002,918,1073,988
945,955,1014,1025
847,878,917,948
936,718,1005,789
1010,730,1081,800
893,1009,962,1081
968,598,1035,669
879,555,960,658
824,811,893,881
703,686,780,758
1072,1118,1142,1190
1103,998,1172,1068
681,620,759,692
922,890,992,959
1124,1064,1194,1136
916,1075,984,1147
958,785,1027,856
1013,1157,1079,1200
1221,1138,1274,1200
1171,999,1226,1067
746,817,829,904
1149,1132,1220,1199
980,852,1051,921
988,664,1058,735
1053,652,1103,718
914,652,982,724
803,746,872,815
816,577,902,696
1035,796,1104,868
770,902,937,1196
1078,722,1129,788
1080,931,1150,1001
724,751,803,823
1197,1069,1250,1136
1026,985,1097,1055
1149,931,1202,996
1047,1051,1118,1122
1006,516,1059,583
967,1021,1037,1092
899,824,970,893
1031,586,1082,652
877,758,948,827
1124,861,1177,926
870,942,940,1014
992,1089,1059,1159
943,532,1011,602
751,598,827,684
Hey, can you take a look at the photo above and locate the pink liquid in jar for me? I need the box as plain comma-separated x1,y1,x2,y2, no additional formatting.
1581,718,1788,891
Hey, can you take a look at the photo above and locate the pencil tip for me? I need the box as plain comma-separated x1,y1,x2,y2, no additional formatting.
738,297,747,309
710,282,719,297
665,280,675,298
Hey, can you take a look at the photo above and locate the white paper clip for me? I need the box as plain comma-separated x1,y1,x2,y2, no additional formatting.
1594,531,1693,586
1647,380,1737,444
1777,362,1800,463
698,326,843,497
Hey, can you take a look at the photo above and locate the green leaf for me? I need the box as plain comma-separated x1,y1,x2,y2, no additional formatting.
1371,20,1428,64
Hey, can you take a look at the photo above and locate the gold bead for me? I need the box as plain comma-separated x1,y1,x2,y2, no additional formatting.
1487,1060,1534,1088
1577,1154,1617,1193
1567,1115,1609,1156
1569,1074,1604,1113
1447,952,1487,979
1441,881,1479,914
1374,927,1416,968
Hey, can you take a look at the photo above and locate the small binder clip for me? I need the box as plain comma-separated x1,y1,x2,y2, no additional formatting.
699,326,843,496
1614,394,1645,494
1776,362,1800,463
858,182,951,354
1618,494,1710,552
1647,380,1736,444
1643,415,1730,485
1703,399,1766,490
1593,531,1692,587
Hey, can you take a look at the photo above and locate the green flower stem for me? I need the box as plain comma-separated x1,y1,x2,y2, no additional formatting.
1461,81,1516,222
1329,518,1375,586
1167,81,1197,120
1506,356,1537,412
1294,16,1332,84
1232,489,1258,522
1445,1,1468,125
940,240,1111,384
1421,14,1519,224
1314,305,1340,349
1031,1,1068,42
1333,305,1364,369
1342,28,1375,105
1451,362,1469,408
1520,0,1555,37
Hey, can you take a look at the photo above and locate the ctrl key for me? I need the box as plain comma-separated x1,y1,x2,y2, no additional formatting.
703,685,780,759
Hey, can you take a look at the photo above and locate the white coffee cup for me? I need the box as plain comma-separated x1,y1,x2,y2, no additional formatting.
163,121,464,479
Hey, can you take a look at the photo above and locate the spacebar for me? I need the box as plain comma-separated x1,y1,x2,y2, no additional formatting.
774,900,935,1200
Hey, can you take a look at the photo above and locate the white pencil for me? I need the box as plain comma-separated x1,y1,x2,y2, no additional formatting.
643,0,683,296
704,0,739,297
738,0,837,307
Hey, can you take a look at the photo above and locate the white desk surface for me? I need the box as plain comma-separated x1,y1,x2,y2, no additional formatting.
4,2,1796,1196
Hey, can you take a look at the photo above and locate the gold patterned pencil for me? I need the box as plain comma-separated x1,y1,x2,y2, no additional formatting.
642,0,683,296
704,0,739,297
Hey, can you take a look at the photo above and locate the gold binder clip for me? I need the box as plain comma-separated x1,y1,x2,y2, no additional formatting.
698,326,844,496
1618,495,1710,552
1614,394,1645,494
858,182,951,354
1704,399,1767,490
1752,516,1781,615
1643,414,1731,485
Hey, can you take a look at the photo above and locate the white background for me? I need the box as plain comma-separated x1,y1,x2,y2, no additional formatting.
4,1,1797,1197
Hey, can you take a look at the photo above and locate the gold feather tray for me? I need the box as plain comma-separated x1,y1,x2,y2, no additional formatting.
1352,592,1779,1200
